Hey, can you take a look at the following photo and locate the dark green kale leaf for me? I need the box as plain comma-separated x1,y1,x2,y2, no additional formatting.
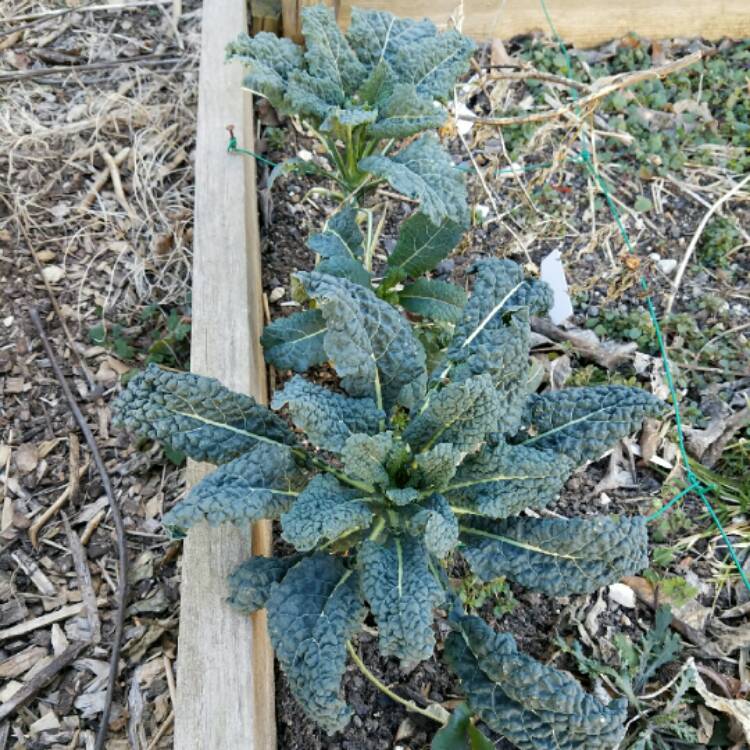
163,443,301,532
520,386,665,464
267,554,365,734
460,515,649,595
261,309,327,372
359,535,443,663
445,442,572,518
281,474,373,551
227,554,303,614
272,374,384,453
112,363,294,464
297,271,427,410
445,616,628,750
359,135,469,226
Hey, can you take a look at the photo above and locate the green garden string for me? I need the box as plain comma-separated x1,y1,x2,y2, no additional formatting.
538,0,750,592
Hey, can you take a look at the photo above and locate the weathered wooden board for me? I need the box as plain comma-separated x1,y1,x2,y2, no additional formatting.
173,0,275,747
284,0,750,46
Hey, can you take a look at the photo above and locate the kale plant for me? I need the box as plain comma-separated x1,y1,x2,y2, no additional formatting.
226,6,474,226
113,259,663,749
261,203,467,370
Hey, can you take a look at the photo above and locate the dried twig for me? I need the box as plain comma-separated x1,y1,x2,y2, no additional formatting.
0,603,85,641
30,308,128,750
0,0,171,35
488,68,590,92
78,146,131,211
622,576,728,661
459,52,702,128
98,144,138,221
62,513,102,643
665,172,750,314
29,434,86,548
531,316,637,369
0,54,185,82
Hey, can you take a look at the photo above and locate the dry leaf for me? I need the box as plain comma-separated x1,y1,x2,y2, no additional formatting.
693,663,750,743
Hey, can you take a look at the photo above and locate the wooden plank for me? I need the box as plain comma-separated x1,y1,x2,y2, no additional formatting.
335,0,750,46
282,0,334,40
173,0,275,747
252,0,281,34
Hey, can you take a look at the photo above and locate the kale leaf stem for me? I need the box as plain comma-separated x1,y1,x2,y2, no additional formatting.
345,641,445,724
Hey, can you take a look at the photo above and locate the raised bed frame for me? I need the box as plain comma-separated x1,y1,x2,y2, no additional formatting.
282,0,750,45
176,1,750,747
172,0,274,747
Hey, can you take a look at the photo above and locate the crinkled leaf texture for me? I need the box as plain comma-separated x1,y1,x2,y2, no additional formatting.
271,375,383,453
321,106,378,140
520,386,664,464
368,84,446,141
412,443,462,490
342,432,394,486
360,136,469,227
302,6,367,97
261,309,327,372
359,535,443,663
112,363,294,464
317,256,372,287
267,554,365,734
385,487,420,506
163,443,300,532
227,8,473,224
445,616,628,750
346,9,475,101
438,260,552,435
447,260,552,357
227,554,302,614
282,474,373,551
404,374,499,453
408,494,458,559
297,271,427,410
445,442,572,518
226,32,303,112
460,515,649,595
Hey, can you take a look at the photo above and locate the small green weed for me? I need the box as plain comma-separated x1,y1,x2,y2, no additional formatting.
560,606,699,748
89,305,191,378
698,216,743,268
459,573,518,618
643,572,699,607
264,126,287,153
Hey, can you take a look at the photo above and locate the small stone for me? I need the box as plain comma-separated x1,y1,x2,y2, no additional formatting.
268,286,285,303
657,258,678,275
36,250,56,262
608,582,636,609
42,265,65,283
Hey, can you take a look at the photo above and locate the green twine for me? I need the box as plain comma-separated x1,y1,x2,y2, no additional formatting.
538,0,750,592
227,133,277,168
